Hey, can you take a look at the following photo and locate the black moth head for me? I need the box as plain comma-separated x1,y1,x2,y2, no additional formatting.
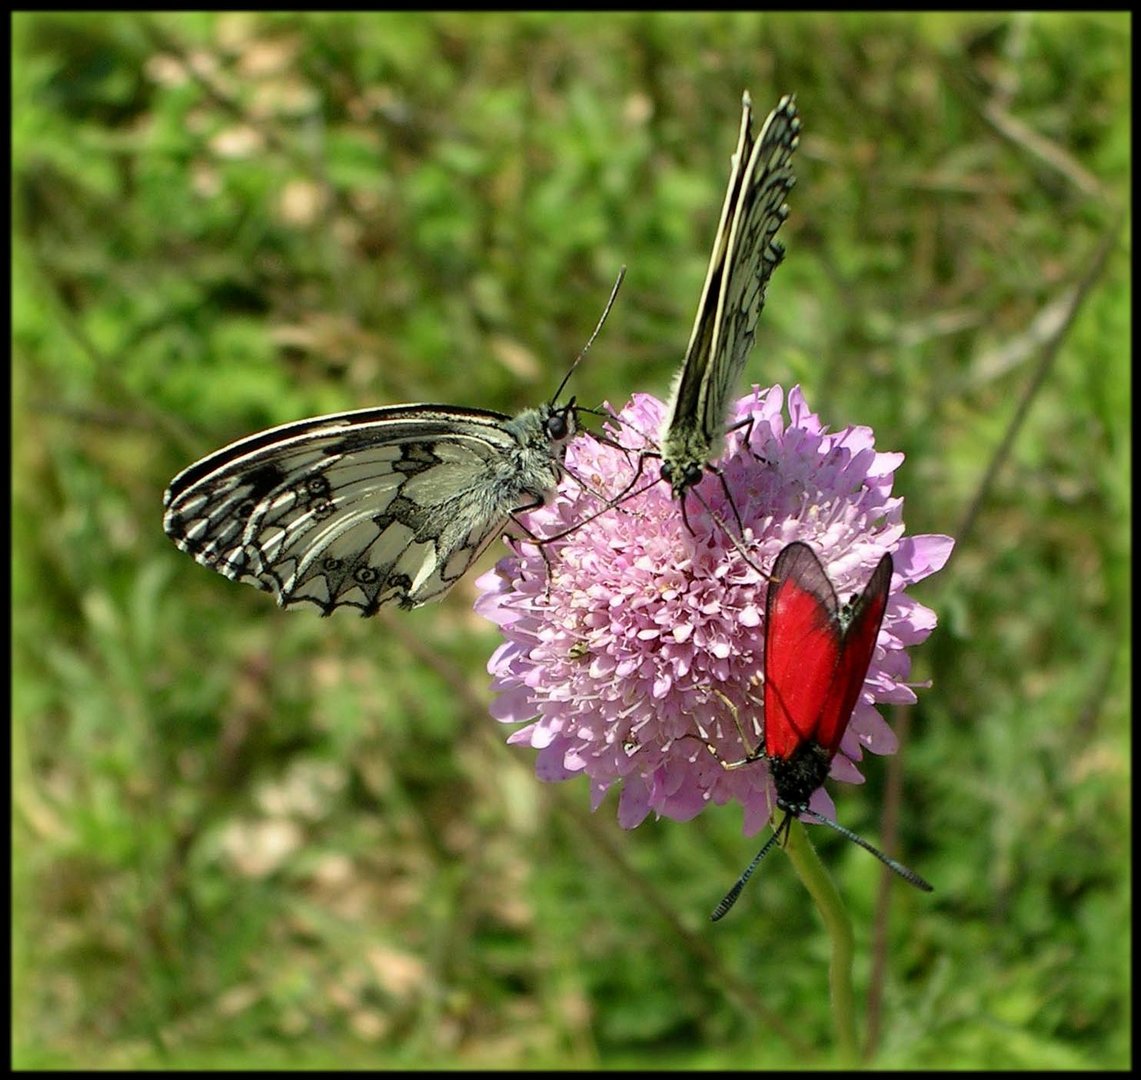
769,741,833,815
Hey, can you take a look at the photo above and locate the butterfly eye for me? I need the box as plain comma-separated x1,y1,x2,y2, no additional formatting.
545,407,573,442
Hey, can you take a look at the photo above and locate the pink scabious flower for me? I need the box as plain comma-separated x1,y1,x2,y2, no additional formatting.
473,385,954,838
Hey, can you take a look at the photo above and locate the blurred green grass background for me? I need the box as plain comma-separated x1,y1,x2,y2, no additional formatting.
12,11,1129,1069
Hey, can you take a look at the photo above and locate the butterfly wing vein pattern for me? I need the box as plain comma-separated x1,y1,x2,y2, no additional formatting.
163,403,574,615
661,91,800,497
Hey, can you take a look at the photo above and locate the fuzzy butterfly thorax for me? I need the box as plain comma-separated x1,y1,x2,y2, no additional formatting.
501,400,578,501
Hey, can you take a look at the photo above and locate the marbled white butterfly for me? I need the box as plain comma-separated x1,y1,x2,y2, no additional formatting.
659,91,799,501
163,277,624,616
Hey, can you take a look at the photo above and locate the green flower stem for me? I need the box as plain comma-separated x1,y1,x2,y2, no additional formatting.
782,818,858,1065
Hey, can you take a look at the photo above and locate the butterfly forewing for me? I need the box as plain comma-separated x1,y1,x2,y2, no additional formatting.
660,92,799,497
762,542,844,761
705,97,799,440
815,552,893,754
667,92,756,434
163,402,573,616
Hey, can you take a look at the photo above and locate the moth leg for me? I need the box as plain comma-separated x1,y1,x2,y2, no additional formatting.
710,689,765,767
683,689,764,770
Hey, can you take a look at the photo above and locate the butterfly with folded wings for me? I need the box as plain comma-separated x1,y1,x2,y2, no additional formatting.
659,91,799,504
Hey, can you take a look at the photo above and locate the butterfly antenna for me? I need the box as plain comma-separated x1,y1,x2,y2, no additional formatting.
550,266,627,405
800,808,933,892
710,812,792,922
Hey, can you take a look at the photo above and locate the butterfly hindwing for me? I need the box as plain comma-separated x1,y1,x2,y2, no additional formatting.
815,550,893,754
163,403,573,615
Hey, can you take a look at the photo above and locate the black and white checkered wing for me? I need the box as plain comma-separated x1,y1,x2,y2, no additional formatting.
163,403,572,615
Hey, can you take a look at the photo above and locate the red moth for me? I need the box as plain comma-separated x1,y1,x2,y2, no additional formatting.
712,541,932,921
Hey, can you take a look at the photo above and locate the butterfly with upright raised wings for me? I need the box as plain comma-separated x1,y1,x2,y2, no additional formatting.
659,91,799,502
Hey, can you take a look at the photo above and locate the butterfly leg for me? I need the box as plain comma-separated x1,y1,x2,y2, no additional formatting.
673,463,745,542
711,464,747,537
591,407,676,495
742,422,774,468
560,459,645,521
505,478,643,601
686,484,769,582
677,489,698,536
531,449,659,546
725,411,775,468
725,411,755,446
504,494,562,592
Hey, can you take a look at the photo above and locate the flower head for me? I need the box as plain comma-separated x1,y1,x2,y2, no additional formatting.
474,385,953,836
